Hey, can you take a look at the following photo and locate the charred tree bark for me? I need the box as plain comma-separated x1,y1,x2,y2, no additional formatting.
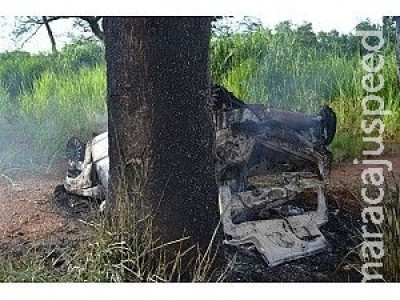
103,17,220,254
42,16,57,53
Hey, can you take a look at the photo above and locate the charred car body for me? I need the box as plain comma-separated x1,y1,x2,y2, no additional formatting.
63,85,337,266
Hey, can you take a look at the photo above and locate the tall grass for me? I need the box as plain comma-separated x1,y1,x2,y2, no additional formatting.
0,83,11,115
2,66,106,165
0,51,50,100
0,40,106,168
211,26,400,160
1,25,399,161
19,66,106,151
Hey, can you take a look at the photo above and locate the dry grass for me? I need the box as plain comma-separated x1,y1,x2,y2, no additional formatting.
0,159,229,283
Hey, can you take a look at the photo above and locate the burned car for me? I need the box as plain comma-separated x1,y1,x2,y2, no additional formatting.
62,85,337,266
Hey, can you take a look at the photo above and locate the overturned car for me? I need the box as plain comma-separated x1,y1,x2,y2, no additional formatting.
62,85,337,266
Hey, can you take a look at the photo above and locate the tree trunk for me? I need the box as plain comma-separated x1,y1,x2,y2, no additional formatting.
103,17,220,255
42,16,57,53
394,17,400,87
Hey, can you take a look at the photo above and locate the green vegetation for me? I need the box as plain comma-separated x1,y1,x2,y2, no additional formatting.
210,20,399,161
1,20,398,164
0,39,106,169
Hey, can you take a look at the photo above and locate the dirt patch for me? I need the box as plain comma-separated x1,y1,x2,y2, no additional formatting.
0,171,84,256
327,152,400,214
329,153,400,187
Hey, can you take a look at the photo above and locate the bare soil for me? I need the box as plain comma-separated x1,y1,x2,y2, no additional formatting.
0,172,86,257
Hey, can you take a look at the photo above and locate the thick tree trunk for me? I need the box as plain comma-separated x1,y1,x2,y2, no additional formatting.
103,17,220,254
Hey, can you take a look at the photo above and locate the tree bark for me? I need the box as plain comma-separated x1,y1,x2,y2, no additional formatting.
103,17,220,254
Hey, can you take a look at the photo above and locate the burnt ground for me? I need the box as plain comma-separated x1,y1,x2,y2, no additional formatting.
0,149,399,282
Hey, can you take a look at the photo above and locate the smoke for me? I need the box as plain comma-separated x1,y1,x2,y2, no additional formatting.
0,110,108,178
0,116,40,176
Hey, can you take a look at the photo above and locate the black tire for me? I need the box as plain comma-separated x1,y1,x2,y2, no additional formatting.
318,106,337,146
66,137,85,162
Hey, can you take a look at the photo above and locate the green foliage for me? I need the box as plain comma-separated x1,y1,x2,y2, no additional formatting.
19,66,106,155
211,19,400,160
210,28,272,88
0,40,106,160
0,51,49,99
0,39,104,100
0,83,11,115
54,38,105,73
0,19,399,160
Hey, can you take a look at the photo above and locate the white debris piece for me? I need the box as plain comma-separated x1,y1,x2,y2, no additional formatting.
219,173,328,266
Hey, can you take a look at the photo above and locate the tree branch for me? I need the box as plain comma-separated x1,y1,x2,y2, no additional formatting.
42,16,57,53
18,23,43,49
13,16,105,49
79,16,104,40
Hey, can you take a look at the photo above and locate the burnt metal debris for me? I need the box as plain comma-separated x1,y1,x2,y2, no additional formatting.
63,85,337,266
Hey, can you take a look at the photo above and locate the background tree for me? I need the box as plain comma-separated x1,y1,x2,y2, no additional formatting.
103,17,220,257
296,22,317,47
12,16,104,53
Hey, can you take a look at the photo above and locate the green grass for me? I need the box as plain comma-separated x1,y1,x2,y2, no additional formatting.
0,257,59,282
211,27,399,161
0,40,106,165
18,66,107,154
1,25,399,160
